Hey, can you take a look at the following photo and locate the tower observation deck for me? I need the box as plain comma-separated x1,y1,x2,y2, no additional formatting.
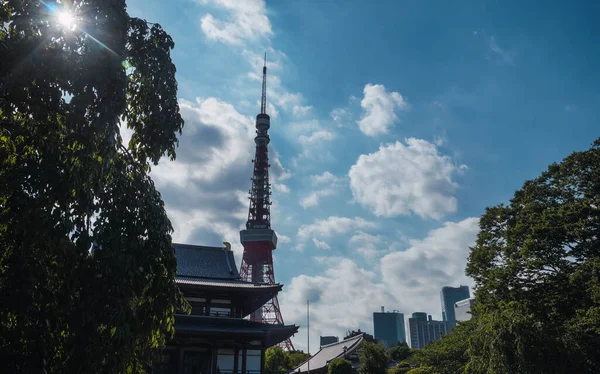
239,54,295,351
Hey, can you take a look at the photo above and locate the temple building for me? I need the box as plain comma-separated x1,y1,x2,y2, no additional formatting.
153,243,298,374
292,334,365,374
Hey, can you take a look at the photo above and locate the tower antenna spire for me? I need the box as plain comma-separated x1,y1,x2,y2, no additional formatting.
261,52,267,114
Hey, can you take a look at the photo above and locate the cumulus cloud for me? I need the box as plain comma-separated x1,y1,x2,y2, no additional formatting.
357,83,408,136
292,105,312,117
312,238,331,250
280,258,394,352
299,172,343,208
348,231,383,259
297,216,376,242
199,0,272,45
349,138,465,219
298,130,335,145
380,217,480,318
282,217,480,351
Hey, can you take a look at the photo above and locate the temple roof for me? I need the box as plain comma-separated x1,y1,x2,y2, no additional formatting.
176,276,281,290
293,333,364,373
174,314,298,348
174,243,240,280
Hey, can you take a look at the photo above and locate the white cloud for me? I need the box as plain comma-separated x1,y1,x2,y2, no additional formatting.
349,138,465,219
273,183,290,193
280,258,394,353
293,105,312,117
199,0,272,45
312,238,331,250
297,216,376,242
298,130,335,145
282,217,480,351
380,217,480,319
311,171,340,186
488,35,515,64
299,172,343,209
299,193,319,209
330,108,350,127
357,83,408,136
348,231,383,259
278,234,292,244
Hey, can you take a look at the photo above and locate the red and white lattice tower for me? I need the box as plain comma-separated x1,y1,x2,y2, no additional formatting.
239,54,295,351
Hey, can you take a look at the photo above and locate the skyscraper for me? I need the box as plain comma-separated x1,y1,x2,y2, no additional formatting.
440,285,470,329
407,313,448,349
373,307,406,348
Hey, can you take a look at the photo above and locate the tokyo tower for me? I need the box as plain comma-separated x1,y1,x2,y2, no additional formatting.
239,54,295,351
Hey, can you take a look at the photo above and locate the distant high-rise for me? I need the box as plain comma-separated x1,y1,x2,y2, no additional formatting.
454,298,475,322
373,307,406,348
440,285,470,329
407,313,448,349
320,336,339,347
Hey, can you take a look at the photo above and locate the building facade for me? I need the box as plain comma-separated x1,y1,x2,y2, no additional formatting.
320,336,339,347
440,285,470,329
373,309,406,348
153,243,298,374
407,313,448,349
454,298,475,322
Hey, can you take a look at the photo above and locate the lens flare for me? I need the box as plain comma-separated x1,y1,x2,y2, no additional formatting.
57,10,76,28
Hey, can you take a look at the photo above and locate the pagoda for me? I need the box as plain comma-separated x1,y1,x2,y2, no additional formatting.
153,243,298,373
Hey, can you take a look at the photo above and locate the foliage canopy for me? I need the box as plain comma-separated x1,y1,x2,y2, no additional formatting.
465,138,600,373
264,346,292,374
358,341,389,374
328,358,353,374
0,0,185,372
388,342,412,362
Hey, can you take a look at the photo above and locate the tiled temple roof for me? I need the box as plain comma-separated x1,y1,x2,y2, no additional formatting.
173,243,240,279
293,334,364,373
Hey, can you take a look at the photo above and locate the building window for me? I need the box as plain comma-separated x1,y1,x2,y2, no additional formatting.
217,348,235,374
209,306,231,317
246,350,262,374
183,349,211,374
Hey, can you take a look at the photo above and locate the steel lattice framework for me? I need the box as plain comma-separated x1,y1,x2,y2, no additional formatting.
239,54,294,351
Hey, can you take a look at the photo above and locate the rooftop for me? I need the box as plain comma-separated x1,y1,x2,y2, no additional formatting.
174,243,240,280
293,333,364,373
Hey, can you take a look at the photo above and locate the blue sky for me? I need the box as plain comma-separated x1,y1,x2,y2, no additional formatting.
125,0,599,351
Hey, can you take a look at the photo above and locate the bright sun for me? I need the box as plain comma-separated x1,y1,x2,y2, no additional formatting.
57,10,76,28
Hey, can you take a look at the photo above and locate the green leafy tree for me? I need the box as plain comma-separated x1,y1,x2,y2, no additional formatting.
388,342,412,362
0,0,185,373
288,350,310,369
413,320,473,374
358,341,389,374
387,362,412,374
265,346,292,374
328,358,353,374
466,139,600,373
405,367,437,374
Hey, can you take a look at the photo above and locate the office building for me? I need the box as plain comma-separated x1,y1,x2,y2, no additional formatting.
373,307,406,348
320,336,339,347
440,285,470,329
454,298,475,322
407,313,448,349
